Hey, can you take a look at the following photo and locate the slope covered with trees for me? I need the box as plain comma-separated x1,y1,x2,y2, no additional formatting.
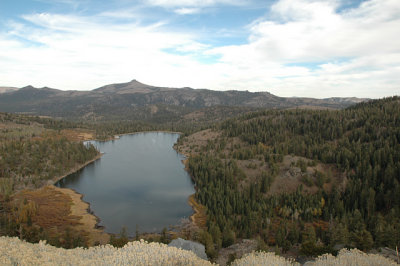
0,113,102,247
0,113,100,195
179,97,400,257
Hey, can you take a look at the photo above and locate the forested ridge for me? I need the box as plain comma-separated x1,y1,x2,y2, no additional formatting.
0,113,100,195
183,96,400,258
0,113,101,247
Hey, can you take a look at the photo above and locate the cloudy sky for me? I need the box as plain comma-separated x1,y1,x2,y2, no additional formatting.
0,0,399,98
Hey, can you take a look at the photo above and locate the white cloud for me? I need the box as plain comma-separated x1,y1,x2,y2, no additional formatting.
145,0,241,8
174,7,201,15
205,0,400,97
243,0,400,62
0,12,214,90
145,0,244,15
0,0,399,98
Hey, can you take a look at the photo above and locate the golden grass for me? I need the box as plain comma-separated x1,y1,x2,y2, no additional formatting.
14,186,109,246
54,186,109,245
14,186,80,228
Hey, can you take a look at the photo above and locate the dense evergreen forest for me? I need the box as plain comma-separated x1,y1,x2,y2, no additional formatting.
185,97,400,257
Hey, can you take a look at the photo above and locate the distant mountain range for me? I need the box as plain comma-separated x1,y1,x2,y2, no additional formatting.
0,80,368,121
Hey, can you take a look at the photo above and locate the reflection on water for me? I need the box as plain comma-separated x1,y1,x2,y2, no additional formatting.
56,132,194,235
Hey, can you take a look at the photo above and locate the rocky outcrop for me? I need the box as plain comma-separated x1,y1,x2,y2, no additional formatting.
168,238,207,260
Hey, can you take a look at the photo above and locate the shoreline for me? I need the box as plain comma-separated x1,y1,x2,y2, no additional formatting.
53,186,109,245
188,194,207,228
49,152,108,245
51,153,103,185
176,148,206,228
97,130,184,142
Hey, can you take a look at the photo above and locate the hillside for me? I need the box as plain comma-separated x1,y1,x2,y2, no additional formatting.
176,96,400,258
0,80,365,121
0,113,107,247
0,113,99,194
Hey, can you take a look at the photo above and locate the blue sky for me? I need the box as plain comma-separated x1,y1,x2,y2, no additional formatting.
0,0,399,98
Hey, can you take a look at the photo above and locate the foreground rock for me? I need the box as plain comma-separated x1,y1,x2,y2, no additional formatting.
168,238,207,260
216,239,258,265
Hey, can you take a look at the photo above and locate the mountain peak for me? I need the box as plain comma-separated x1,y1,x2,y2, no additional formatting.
94,79,156,94
21,85,35,90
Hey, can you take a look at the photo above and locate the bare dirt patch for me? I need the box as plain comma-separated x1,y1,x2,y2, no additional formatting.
60,129,95,141
176,129,221,156
268,155,346,195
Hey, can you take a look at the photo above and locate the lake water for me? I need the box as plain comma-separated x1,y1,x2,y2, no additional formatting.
56,132,194,236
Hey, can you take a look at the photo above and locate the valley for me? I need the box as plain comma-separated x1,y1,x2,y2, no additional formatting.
0,82,399,264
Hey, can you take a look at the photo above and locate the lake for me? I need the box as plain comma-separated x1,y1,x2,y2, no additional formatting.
56,132,195,236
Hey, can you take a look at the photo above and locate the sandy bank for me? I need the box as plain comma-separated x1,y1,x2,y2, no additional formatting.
53,186,109,245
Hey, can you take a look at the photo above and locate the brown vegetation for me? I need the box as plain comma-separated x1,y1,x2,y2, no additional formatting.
188,194,207,229
13,186,108,246
14,186,80,228
59,129,94,142
55,187,109,245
